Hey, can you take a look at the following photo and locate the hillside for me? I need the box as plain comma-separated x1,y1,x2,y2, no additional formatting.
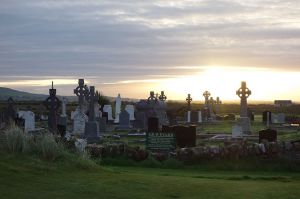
0,87,49,101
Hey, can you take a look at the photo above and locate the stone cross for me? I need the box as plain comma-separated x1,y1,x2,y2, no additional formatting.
148,91,157,102
74,79,89,109
44,81,61,133
236,81,251,118
186,94,192,111
159,91,167,102
209,97,215,115
203,91,211,108
215,97,222,114
87,86,98,122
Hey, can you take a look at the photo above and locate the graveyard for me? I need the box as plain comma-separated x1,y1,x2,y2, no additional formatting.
1,1,300,198
1,79,300,198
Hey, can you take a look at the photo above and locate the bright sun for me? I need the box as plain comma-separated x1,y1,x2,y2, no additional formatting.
154,66,300,102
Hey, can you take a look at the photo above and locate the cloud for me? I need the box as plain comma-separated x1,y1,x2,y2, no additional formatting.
0,0,299,97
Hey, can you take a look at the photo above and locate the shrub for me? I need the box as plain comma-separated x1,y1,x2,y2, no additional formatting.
34,134,64,161
4,125,31,153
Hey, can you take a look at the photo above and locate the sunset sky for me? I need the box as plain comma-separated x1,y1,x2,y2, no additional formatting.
0,0,300,102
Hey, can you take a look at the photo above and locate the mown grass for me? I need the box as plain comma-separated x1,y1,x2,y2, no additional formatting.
1,153,300,199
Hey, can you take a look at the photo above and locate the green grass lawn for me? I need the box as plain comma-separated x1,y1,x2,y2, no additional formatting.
1,153,300,199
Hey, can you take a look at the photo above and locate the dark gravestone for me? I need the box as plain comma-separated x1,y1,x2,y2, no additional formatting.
84,86,100,143
148,117,159,132
134,112,146,129
247,108,254,121
262,111,272,124
98,117,106,133
57,124,67,137
259,129,277,143
162,125,196,148
190,111,198,123
4,97,17,124
102,112,108,123
118,110,131,130
15,117,25,129
43,82,61,133
201,108,210,122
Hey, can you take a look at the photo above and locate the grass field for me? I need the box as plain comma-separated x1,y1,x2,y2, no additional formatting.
1,153,300,199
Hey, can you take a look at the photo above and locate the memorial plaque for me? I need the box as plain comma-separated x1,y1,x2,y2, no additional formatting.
146,132,176,152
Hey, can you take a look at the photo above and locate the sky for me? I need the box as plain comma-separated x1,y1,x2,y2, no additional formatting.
0,0,300,102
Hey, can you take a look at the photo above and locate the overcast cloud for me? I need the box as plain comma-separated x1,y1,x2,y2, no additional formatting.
0,0,299,96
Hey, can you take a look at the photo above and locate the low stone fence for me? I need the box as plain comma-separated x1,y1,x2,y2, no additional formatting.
84,140,300,162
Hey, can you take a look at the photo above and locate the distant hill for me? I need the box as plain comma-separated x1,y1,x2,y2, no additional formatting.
0,87,48,101
0,87,139,102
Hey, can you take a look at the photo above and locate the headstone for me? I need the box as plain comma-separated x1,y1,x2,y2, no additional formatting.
203,91,210,110
247,108,255,121
61,97,68,117
236,117,251,134
215,97,222,114
43,82,61,133
236,81,251,118
4,97,17,124
114,94,122,123
158,91,167,102
148,117,159,132
125,105,135,121
198,111,202,123
72,107,88,136
58,97,68,127
271,113,285,124
186,111,191,123
103,105,113,120
163,125,196,148
208,97,216,119
134,111,146,129
84,86,100,143
232,125,243,138
190,111,198,123
259,129,277,143
74,79,89,109
263,111,272,125
18,111,35,131
118,110,131,130
98,117,106,133
146,132,176,152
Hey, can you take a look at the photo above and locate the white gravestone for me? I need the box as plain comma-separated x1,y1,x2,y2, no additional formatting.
61,97,68,117
72,107,88,136
198,111,202,123
187,111,191,123
18,111,35,131
103,105,113,120
114,94,122,123
125,105,135,121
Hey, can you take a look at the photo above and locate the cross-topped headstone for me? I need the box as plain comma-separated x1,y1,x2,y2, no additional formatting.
236,81,251,117
74,79,89,109
148,91,157,102
44,81,61,133
87,86,98,122
215,96,222,114
159,91,167,102
203,91,211,108
186,94,192,111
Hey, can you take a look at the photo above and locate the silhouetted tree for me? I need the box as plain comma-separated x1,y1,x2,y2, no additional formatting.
96,90,110,111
